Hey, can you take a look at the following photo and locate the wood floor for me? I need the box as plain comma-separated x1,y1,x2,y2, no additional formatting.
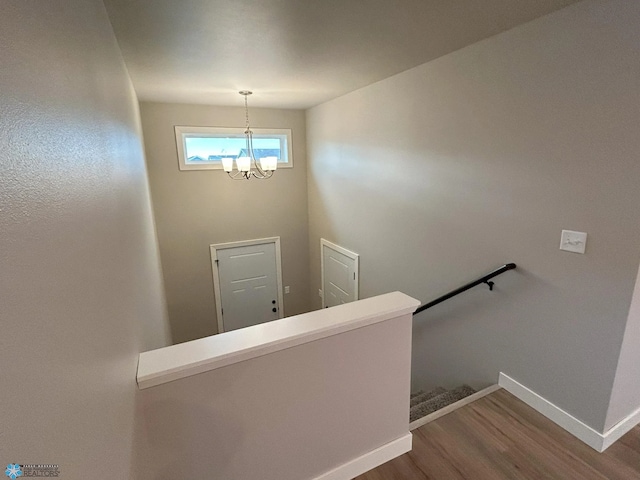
356,389,640,480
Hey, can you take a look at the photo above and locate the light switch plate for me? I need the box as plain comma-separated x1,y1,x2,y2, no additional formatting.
284,286,290,294
560,230,587,254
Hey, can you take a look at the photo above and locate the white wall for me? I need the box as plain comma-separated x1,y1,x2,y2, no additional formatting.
140,102,311,343
306,0,640,433
133,307,413,480
605,263,640,430
0,1,170,478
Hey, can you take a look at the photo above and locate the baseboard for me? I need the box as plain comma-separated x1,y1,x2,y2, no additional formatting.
409,384,501,431
602,404,640,451
312,433,412,480
499,372,608,451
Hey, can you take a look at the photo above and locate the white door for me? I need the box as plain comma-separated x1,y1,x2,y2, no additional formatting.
321,239,359,308
211,238,284,332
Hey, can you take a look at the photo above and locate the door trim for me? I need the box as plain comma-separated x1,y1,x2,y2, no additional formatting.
320,238,359,309
210,237,284,333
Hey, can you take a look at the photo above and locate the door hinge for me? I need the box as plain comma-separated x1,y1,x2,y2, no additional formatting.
221,308,223,315
354,273,356,280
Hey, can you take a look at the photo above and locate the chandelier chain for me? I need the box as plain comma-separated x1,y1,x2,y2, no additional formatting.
244,94,250,130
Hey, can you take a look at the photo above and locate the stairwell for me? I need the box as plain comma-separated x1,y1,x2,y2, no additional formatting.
409,264,517,426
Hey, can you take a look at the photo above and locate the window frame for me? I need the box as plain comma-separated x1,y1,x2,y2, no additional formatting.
174,125,293,171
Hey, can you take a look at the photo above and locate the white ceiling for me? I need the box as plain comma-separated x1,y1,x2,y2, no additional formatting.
104,0,583,109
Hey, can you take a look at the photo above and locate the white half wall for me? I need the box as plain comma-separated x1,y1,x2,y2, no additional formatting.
134,295,417,479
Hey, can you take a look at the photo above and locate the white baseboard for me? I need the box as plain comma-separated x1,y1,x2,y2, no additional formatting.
602,404,640,451
499,372,605,451
313,433,412,480
498,372,640,452
409,384,501,431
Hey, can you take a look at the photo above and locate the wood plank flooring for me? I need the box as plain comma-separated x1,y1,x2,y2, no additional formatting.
356,389,640,480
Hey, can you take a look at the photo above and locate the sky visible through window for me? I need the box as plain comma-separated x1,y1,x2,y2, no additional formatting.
185,136,280,159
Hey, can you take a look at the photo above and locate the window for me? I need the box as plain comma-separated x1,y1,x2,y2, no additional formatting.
175,126,293,171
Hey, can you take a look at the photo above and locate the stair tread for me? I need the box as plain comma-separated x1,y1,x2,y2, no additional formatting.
410,387,447,407
410,385,476,423
410,390,425,399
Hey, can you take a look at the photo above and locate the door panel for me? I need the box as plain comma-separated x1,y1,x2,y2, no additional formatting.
217,242,280,331
322,241,358,308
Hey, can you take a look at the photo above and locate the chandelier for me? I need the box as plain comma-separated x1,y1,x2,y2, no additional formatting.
221,91,277,180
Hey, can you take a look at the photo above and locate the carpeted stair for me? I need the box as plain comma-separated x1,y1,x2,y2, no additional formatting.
410,384,476,423
410,386,446,408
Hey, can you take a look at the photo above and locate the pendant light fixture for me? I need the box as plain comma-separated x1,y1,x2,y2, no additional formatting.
221,91,277,179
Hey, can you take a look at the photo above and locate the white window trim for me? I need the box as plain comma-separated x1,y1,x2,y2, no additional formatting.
175,125,293,171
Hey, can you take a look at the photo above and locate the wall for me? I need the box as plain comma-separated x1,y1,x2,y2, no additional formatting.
134,306,413,480
605,262,640,430
306,0,640,433
140,102,310,344
0,1,170,478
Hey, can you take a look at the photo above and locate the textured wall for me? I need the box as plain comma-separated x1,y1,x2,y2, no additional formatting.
140,102,310,344
306,0,640,432
0,1,170,478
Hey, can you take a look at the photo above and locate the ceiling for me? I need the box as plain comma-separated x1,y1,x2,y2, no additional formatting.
104,0,583,109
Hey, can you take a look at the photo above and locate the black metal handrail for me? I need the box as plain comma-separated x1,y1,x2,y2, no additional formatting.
413,263,516,315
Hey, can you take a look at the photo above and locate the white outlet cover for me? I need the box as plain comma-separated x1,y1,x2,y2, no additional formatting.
284,286,290,294
560,230,587,254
